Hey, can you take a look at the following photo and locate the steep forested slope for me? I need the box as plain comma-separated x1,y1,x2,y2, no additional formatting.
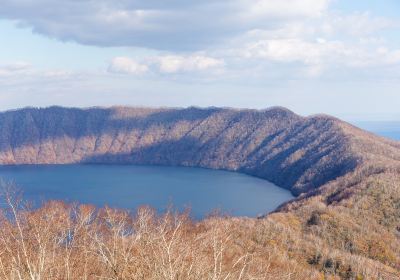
0,106,370,194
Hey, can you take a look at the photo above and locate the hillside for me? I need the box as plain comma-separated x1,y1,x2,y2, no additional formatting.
0,106,399,279
0,106,391,195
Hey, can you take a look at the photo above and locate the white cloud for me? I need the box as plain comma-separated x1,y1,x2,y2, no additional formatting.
107,55,224,75
0,62,31,76
321,12,395,37
108,57,149,75
1,0,400,84
0,0,331,50
243,39,330,64
244,0,330,19
238,36,400,77
155,55,224,74
214,9,399,78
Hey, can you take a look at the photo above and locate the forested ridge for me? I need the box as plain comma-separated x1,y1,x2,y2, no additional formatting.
0,106,381,194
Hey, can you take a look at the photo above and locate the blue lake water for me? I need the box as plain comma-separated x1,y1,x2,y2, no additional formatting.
0,165,293,218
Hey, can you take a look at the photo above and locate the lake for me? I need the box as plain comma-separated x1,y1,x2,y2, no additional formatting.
0,165,293,218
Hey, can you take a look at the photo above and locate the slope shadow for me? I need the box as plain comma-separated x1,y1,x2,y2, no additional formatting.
0,106,224,152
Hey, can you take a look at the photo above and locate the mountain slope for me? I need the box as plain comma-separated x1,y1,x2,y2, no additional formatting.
0,106,381,195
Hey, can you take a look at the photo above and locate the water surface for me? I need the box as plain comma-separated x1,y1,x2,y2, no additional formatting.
355,121,400,140
0,165,293,218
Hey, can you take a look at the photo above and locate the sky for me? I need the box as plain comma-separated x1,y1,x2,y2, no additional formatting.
0,0,399,121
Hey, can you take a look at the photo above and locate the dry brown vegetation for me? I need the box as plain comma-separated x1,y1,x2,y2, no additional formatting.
0,175,399,280
0,106,400,279
0,183,322,280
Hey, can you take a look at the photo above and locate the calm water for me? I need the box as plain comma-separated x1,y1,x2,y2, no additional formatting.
0,165,293,218
355,121,400,141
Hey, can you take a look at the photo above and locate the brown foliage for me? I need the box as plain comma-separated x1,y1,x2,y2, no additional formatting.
0,185,325,280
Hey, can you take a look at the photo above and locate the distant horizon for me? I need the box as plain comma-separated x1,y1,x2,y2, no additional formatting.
1,104,399,123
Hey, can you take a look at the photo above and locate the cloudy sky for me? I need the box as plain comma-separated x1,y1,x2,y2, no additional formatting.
0,0,399,120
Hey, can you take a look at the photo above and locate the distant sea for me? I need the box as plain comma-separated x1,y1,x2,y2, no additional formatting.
355,121,400,141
